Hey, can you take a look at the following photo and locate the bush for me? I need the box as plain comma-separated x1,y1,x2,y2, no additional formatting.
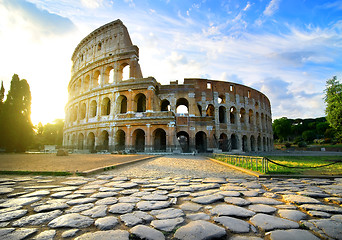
285,142,292,148
298,141,307,148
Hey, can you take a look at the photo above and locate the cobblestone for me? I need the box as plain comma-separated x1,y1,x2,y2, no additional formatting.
0,155,342,239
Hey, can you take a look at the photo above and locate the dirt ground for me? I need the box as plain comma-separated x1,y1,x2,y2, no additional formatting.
0,153,152,172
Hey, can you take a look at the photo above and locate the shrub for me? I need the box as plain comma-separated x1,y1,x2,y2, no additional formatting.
298,141,307,148
285,142,291,148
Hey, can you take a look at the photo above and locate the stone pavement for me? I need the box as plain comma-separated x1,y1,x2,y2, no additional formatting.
0,155,342,239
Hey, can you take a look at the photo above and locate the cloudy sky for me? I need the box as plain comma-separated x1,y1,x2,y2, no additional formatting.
0,0,341,125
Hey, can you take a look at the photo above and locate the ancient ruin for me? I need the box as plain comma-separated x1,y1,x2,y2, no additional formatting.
63,19,273,153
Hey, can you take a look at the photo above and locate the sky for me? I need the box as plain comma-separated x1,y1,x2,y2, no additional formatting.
0,0,341,126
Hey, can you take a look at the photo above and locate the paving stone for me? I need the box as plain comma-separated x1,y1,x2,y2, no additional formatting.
202,177,227,184
95,216,119,230
74,189,96,194
33,202,69,212
119,196,141,203
90,191,117,198
63,193,85,199
263,192,279,198
324,197,342,205
150,208,184,219
65,203,94,213
179,202,203,211
186,212,210,220
250,213,299,231
0,209,27,222
242,191,259,197
307,210,331,218
296,191,330,198
299,204,342,213
131,224,165,240
214,216,251,233
62,180,88,186
0,228,37,240
136,201,170,211
0,187,14,194
151,217,184,232
168,192,191,198
120,211,153,227
112,182,138,189
48,213,94,228
81,205,107,218
33,230,56,240
248,204,277,214
0,197,40,208
191,183,220,191
282,194,322,204
229,236,263,240
51,191,72,198
241,182,262,189
12,210,62,227
211,204,255,217
275,204,297,209
267,229,320,240
95,197,118,205
191,189,220,197
247,197,282,205
120,189,140,195
277,209,308,221
20,190,50,198
75,230,129,240
61,229,80,238
174,220,226,240
52,186,79,192
108,202,135,214
331,215,342,222
218,190,241,197
66,197,97,206
173,186,194,192
221,185,247,191
224,197,251,206
191,194,224,204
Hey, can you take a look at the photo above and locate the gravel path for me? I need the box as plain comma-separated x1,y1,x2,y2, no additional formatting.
104,155,250,178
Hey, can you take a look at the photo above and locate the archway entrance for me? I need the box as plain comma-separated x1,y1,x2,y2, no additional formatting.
219,133,229,152
115,130,125,151
87,132,95,151
153,128,166,151
177,131,189,153
242,135,248,152
195,131,207,153
231,134,238,150
134,129,145,152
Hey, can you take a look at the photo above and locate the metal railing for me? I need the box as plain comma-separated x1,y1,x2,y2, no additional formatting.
213,153,269,173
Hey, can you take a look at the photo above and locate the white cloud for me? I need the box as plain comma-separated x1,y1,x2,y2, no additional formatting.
263,0,281,16
81,0,103,9
243,2,252,11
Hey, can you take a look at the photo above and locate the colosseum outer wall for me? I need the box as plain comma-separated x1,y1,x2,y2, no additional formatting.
63,19,273,153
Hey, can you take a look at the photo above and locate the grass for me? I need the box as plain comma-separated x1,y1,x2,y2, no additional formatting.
0,170,72,176
265,156,342,175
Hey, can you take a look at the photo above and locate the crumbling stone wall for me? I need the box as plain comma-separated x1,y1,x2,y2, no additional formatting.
63,20,273,153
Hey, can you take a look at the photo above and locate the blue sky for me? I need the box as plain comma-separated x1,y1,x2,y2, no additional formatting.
0,0,341,125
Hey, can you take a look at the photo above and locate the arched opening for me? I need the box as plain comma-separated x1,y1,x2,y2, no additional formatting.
256,112,260,127
177,131,189,153
122,65,130,80
240,108,246,123
117,95,127,114
135,94,146,112
206,104,215,117
195,131,207,153
87,132,95,151
218,95,225,104
176,98,189,114
197,104,202,116
101,97,111,116
263,137,266,151
83,75,90,91
249,109,254,125
73,107,78,122
231,134,238,150
71,134,76,148
100,130,109,151
219,106,226,123
90,100,97,118
261,113,265,131
109,68,114,84
133,129,145,152
80,103,86,120
257,136,262,151
115,130,125,151
78,133,84,150
242,135,248,152
153,128,166,151
230,107,236,124
219,133,229,152
93,70,101,87
161,100,171,111
250,135,256,152
255,101,259,110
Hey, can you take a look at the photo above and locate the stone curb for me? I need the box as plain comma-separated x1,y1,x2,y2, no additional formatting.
79,155,160,176
208,157,342,179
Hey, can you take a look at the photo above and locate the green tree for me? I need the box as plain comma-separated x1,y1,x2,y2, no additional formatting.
324,76,342,141
0,74,33,152
273,117,292,142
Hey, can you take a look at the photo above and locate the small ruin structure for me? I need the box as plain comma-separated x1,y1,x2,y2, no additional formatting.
63,20,273,153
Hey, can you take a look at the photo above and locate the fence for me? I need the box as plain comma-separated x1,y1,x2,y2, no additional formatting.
213,153,269,173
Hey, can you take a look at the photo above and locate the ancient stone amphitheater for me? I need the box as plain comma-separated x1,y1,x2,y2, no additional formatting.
63,20,273,153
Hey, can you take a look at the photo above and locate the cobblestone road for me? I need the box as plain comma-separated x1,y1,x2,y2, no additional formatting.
0,155,342,239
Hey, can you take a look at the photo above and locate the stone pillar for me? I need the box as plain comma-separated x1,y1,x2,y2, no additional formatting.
127,89,134,113
167,121,176,152
188,93,196,116
145,124,152,152
147,87,154,112
126,125,132,151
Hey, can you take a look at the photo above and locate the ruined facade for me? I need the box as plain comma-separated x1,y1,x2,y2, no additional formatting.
63,20,273,153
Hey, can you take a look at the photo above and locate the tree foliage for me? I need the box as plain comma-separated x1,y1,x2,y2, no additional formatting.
325,76,342,141
0,74,33,152
34,119,64,150
273,117,292,141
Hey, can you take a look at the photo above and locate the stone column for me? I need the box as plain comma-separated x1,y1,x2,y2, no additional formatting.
145,124,152,152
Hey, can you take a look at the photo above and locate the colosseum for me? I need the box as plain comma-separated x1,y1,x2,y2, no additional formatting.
63,19,273,153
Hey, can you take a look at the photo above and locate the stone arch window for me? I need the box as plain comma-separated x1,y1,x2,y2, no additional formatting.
256,112,260,126
101,97,111,116
206,104,215,117
177,131,190,153
100,130,109,150
135,93,146,112
218,94,225,104
117,95,127,114
255,101,259,110
87,132,95,151
80,103,86,120
250,135,256,151
78,133,84,150
230,85,234,92
90,100,97,118
197,104,202,116
230,107,237,124
97,42,102,51
219,133,229,152
115,130,125,151
73,106,78,122
161,99,171,111
231,134,238,150
263,137,267,151
119,63,130,81
257,136,262,151
104,66,114,84
133,129,145,152
248,109,254,125
195,131,207,153
176,98,189,114
219,106,226,123
240,108,246,123
93,70,101,87
153,128,166,151
83,75,90,91
242,135,248,152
